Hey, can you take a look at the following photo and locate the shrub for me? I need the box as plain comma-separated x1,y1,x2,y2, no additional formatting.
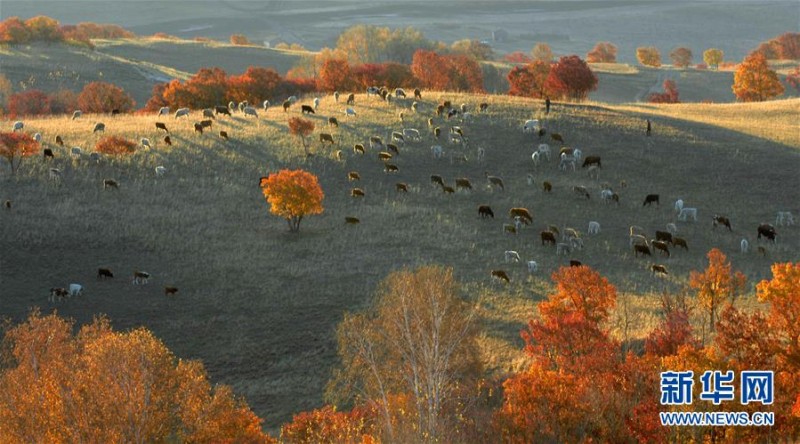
586,42,617,63
647,79,680,103
48,89,79,114
78,81,135,113
6,90,51,118
230,34,252,46
95,135,137,155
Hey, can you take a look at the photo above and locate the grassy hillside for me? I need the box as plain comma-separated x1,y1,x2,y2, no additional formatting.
1,95,798,430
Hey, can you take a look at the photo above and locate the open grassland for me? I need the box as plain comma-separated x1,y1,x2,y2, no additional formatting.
1,95,799,430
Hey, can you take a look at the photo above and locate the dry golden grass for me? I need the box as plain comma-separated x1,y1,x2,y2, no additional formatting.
2,93,798,430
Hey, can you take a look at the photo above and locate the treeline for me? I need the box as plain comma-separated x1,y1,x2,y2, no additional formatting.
1,80,135,119
0,15,134,48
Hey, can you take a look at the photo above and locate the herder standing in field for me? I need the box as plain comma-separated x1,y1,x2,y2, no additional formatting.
545,97,551,115
646,119,652,136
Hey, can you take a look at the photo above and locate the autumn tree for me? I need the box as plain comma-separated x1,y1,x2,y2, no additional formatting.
786,66,800,93
411,50,484,92
24,15,62,41
280,405,379,443
95,135,137,156
288,117,315,156
228,66,283,103
645,293,698,356
669,47,693,68
703,48,724,69
502,51,532,64
0,132,40,174
543,55,598,101
0,17,31,44
506,60,551,98
260,169,324,233
689,248,746,335
586,41,618,63
6,90,51,118
753,32,800,60
230,33,252,45
0,311,274,443
317,58,353,92
450,39,494,60
732,51,785,101
77,81,135,113
336,25,434,65
531,42,553,63
636,46,662,67
351,62,414,90
328,266,482,442
48,89,79,114
648,79,680,103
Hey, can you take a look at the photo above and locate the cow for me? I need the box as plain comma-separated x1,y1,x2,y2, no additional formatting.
301,105,315,114
643,194,660,207
541,230,557,246
320,133,335,145
633,244,652,257
478,205,494,218
713,215,732,231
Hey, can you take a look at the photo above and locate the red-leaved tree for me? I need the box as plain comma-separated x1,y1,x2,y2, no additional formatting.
543,55,598,101
669,47,693,68
648,79,680,103
6,90,51,118
0,132,40,173
77,82,135,113
411,50,484,92
506,60,551,98
587,42,618,63
228,67,283,103
317,58,353,92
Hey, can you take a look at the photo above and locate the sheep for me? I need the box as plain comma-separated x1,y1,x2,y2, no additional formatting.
477,147,485,162
346,93,355,105
164,286,179,296
353,144,365,155
414,88,422,99
228,101,237,111
238,101,249,113
651,240,671,257
141,138,152,149
559,154,576,171
384,163,399,173
573,185,590,199
582,156,601,168
573,148,583,162
551,133,564,144
740,238,749,253
351,188,365,198
503,224,517,235
430,175,445,188
345,108,357,117
527,261,539,273
347,171,361,181
155,166,167,176
629,234,648,247
97,268,114,279
651,265,669,276
522,119,539,133
678,208,698,222
395,88,406,98
71,147,82,159
158,106,170,116
633,244,652,257
282,100,292,112
175,108,190,119
194,123,204,134
531,151,541,166
243,107,258,118
31,132,42,143
509,208,533,224
132,271,150,285
526,174,535,186
69,283,84,297
776,211,795,226
103,179,119,190
328,117,339,127
301,105,315,114
396,183,409,192
49,287,70,303
366,86,380,97
49,168,62,183
333,91,340,102
563,228,581,241
666,223,678,235
505,250,521,263
402,128,421,142
43,149,54,160
673,237,689,250
12,121,24,132
757,223,777,243
378,152,393,161
155,122,169,133
411,102,418,113
600,189,614,203
712,215,732,231
543,181,553,192
556,243,571,255
219,131,228,140
537,144,551,160
55,135,64,146
320,133,336,145
540,229,558,246
455,178,472,191
313,97,321,109
478,205,494,218
588,221,600,234
93,123,105,133
334,150,345,162
674,199,684,213
570,237,584,250
643,194,660,207
391,132,405,144
386,143,400,155
485,172,504,191
202,109,215,119
586,165,600,179
491,270,510,284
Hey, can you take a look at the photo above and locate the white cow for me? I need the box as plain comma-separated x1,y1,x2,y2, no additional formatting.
537,144,551,160
262,100,270,110
243,106,258,117
523,119,540,133
588,221,600,234
504,250,521,263
527,261,539,273
69,283,83,297
776,211,795,226
313,97,320,109
158,106,170,116
674,199,684,214
174,108,190,119
666,223,678,235
678,207,698,221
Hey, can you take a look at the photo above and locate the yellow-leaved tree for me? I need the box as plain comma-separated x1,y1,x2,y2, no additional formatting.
260,169,324,233
689,248,746,336
732,51,785,101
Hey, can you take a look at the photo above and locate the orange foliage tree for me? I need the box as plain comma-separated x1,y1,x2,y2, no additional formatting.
0,17,32,44
162,67,230,109
503,51,533,64
703,48,724,69
6,89,51,118
543,55,598,101
288,117,315,156
645,293,698,357
230,33,253,45
669,47,693,68
260,169,324,232
228,67,283,103
732,51,785,102
0,311,274,443
648,79,680,103
411,50,484,92
786,66,800,93
24,16,63,41
77,81,135,113
317,58,353,92
495,266,652,442
531,42,553,62
587,42,618,63
351,62,414,89
95,136,137,156
280,405,378,444
753,32,800,60
507,60,551,98
636,46,662,67
0,132,40,174
689,248,746,335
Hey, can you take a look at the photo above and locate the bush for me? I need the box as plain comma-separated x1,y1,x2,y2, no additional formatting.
636,47,661,67
6,90,51,118
586,42,617,63
95,136,137,155
78,81,135,113
647,79,680,103
230,34,252,46
48,89,79,114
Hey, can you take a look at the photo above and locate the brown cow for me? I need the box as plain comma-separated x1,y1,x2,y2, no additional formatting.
541,230,557,246
442,185,455,194
219,131,229,140
643,194,660,207
430,175,445,188
55,135,65,146
655,230,673,244
345,217,360,225
320,133,335,145
633,244,652,257
551,133,564,144
455,178,472,190
346,93,355,105
378,152,393,161
164,136,172,145
193,123,204,134
97,268,114,279
582,156,601,168
387,143,400,155
384,163,399,173
569,260,583,267
757,223,776,242
395,183,409,192
164,286,179,296
155,122,169,133
347,171,361,181
353,144,365,154
652,240,671,257
351,188,365,198
543,181,552,192
651,264,668,276
328,117,339,127
509,208,533,224
478,205,494,218
301,105,315,114
199,119,213,128
673,237,688,250
491,269,510,283
282,100,292,112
